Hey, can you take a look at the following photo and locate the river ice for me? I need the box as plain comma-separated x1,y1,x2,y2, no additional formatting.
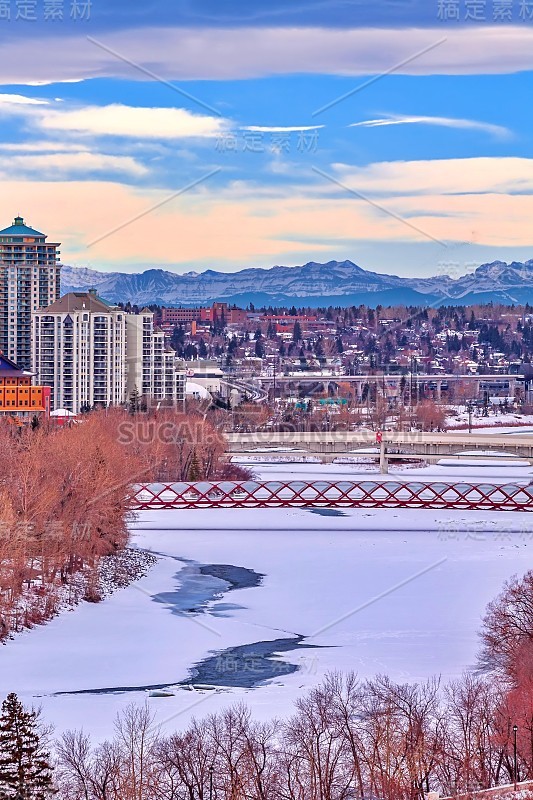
0,493,532,740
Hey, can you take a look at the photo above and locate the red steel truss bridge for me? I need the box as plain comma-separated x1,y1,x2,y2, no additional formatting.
131,481,533,512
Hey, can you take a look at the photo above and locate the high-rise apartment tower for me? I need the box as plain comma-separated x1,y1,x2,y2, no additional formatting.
0,216,61,369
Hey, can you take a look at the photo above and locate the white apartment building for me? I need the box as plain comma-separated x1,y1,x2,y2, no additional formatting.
32,291,127,413
126,310,186,409
33,294,186,413
0,216,61,370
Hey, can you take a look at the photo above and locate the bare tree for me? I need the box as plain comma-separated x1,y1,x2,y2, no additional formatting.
480,570,533,682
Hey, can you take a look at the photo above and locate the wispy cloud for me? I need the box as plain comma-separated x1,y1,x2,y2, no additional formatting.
0,97,229,140
350,114,511,139
243,125,324,132
332,156,533,196
0,142,85,153
1,26,533,84
24,79,85,87
0,93,49,106
0,151,148,178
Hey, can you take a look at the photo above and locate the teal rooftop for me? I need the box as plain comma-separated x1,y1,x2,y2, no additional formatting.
0,216,45,237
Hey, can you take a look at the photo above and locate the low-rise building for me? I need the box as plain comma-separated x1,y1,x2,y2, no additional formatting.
184,359,223,395
161,303,247,326
0,354,50,419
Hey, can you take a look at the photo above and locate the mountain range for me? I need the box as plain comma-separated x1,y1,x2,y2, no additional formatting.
60,259,533,309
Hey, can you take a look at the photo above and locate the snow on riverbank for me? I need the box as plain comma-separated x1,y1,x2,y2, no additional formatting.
447,411,533,429
0,501,532,740
249,459,533,484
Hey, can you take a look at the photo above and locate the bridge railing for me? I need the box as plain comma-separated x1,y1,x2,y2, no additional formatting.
130,480,533,511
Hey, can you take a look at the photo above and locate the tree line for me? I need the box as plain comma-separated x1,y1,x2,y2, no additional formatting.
50,670,530,800
0,406,242,639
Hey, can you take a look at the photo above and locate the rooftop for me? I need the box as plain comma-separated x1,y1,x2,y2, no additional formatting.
0,216,45,238
0,354,32,378
40,291,116,314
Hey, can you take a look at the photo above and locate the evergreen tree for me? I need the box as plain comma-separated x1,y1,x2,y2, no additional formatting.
184,343,198,359
171,325,185,350
254,337,265,358
129,386,141,414
188,450,201,481
0,693,55,800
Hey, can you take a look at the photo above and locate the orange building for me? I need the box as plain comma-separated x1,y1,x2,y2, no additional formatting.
0,354,50,418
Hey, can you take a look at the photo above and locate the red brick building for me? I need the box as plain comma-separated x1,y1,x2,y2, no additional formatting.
161,303,247,326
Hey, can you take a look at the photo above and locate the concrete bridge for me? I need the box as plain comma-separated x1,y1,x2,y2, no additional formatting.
225,430,533,471
252,372,522,402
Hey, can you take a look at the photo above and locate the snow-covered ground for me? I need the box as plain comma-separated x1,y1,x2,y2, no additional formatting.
249,459,533,484
1,461,532,739
469,425,533,435
447,410,533,429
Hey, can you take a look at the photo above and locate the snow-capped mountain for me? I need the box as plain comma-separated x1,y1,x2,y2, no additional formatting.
59,259,533,308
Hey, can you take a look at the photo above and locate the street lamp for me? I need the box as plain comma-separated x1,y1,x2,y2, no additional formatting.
209,764,214,800
513,724,518,791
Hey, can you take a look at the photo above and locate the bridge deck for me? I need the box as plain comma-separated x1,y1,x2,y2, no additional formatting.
226,431,533,463
131,480,533,512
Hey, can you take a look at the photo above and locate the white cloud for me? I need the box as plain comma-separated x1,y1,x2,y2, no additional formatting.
243,125,325,132
331,157,533,196
24,79,85,87
349,114,510,138
38,103,228,139
0,142,84,153
0,26,533,84
0,151,148,178
0,97,229,140
0,93,48,106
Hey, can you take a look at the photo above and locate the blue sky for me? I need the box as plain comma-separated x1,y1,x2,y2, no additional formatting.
0,0,532,277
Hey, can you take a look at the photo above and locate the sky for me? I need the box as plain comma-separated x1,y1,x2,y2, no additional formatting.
0,0,533,278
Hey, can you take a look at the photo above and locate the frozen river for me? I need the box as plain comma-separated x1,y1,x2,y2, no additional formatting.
1,494,532,739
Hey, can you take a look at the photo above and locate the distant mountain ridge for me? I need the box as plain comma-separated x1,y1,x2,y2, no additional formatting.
59,259,533,308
